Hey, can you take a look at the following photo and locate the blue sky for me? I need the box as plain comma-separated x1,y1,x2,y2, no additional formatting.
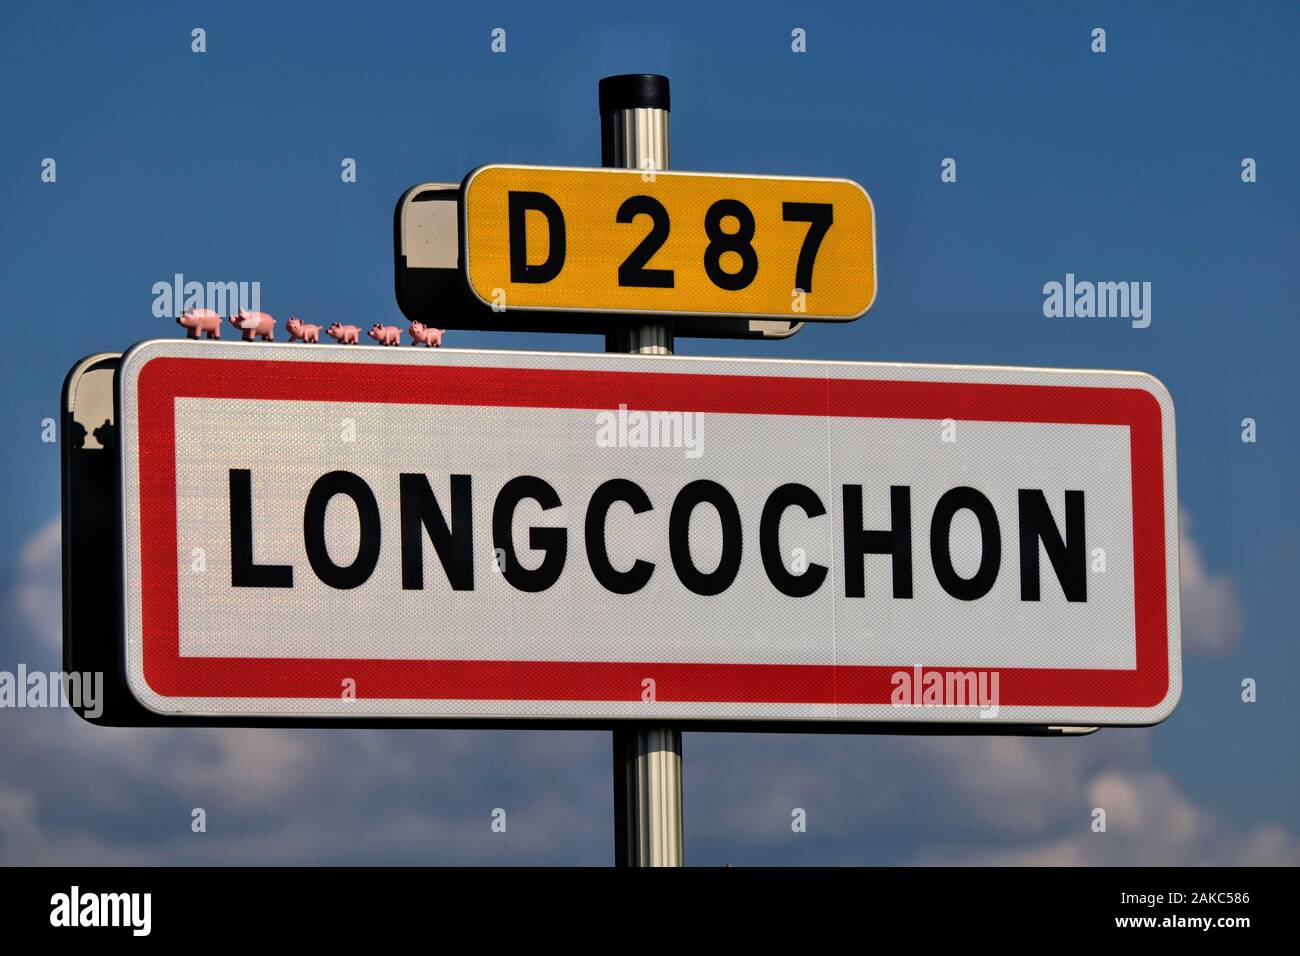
0,0,1296,864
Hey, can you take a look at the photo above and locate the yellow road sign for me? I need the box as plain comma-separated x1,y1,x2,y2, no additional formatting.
461,165,877,321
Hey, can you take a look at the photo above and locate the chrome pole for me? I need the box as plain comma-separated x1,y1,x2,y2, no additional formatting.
600,74,674,356
602,73,683,867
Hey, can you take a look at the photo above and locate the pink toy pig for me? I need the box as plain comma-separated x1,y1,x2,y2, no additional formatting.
368,323,402,346
285,316,321,343
229,309,276,342
408,321,445,347
326,322,361,344
177,308,222,339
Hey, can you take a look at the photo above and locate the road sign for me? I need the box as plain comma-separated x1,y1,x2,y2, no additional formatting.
117,340,1178,726
393,181,803,339
460,165,877,321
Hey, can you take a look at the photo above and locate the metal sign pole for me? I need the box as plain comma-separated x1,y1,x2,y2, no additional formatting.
602,73,684,867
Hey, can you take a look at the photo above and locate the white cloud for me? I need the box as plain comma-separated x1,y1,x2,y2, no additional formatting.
1179,509,1244,656
8,516,62,655
686,731,1300,866
915,769,1300,866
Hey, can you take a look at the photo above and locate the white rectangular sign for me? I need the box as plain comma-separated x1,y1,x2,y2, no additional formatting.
118,340,1180,726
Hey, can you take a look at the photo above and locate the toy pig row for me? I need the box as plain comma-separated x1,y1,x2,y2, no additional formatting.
176,308,444,347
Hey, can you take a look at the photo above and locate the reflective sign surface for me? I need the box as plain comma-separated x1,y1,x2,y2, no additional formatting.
118,341,1179,726
461,165,877,321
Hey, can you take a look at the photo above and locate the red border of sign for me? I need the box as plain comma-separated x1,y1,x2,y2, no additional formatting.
133,357,1168,708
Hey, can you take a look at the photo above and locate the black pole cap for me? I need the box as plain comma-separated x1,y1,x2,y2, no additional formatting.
599,74,670,113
